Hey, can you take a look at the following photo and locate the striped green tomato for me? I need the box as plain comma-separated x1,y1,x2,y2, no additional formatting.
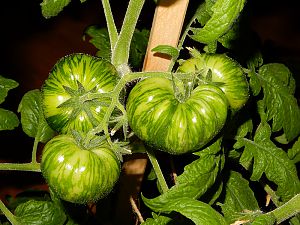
42,53,119,134
41,134,120,204
126,77,228,154
177,53,249,111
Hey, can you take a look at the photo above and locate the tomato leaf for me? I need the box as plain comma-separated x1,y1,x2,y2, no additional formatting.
18,90,55,143
151,45,179,60
251,63,300,141
159,197,227,225
141,213,175,225
0,108,19,131
189,0,246,44
142,140,223,212
41,0,71,18
84,27,111,60
0,75,18,104
14,200,67,225
288,137,300,164
218,171,260,224
84,26,149,69
194,2,211,26
235,122,300,202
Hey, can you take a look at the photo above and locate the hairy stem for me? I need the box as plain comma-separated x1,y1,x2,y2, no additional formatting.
146,148,169,193
270,194,300,224
111,0,145,67
101,0,118,49
0,200,21,225
0,163,41,172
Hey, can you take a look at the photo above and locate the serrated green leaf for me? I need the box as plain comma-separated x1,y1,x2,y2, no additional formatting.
142,140,223,212
130,29,150,68
190,0,246,44
151,45,179,60
18,90,55,143
238,122,300,202
84,26,111,60
257,64,300,141
288,137,300,164
40,0,71,18
0,75,18,104
195,2,211,26
14,200,67,225
0,108,19,131
160,197,227,225
84,27,149,69
218,22,239,49
141,213,174,225
219,171,260,224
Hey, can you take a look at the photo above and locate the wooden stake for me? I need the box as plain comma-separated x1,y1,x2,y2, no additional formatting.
143,0,189,71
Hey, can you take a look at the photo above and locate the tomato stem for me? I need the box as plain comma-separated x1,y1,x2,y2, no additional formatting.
101,0,118,50
111,0,145,68
146,148,169,193
0,162,41,172
0,200,21,225
268,193,300,224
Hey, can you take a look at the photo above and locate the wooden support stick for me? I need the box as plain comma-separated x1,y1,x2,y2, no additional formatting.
143,0,189,71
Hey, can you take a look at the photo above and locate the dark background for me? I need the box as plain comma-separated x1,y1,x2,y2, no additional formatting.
0,0,299,221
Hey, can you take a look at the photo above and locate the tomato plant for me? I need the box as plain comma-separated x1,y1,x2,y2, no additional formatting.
0,0,300,224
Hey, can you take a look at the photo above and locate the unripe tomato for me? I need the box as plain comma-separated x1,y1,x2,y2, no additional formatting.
41,135,120,203
126,77,228,154
42,53,119,134
178,53,249,111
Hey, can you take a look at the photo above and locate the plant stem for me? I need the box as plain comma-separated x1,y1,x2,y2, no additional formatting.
0,200,21,225
262,183,281,207
101,0,118,49
31,136,39,164
111,0,145,68
0,162,41,172
269,194,300,224
146,148,169,193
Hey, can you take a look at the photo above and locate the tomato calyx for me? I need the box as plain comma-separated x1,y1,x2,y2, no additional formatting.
56,80,112,127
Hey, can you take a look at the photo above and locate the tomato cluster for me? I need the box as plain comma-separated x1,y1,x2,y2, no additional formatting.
40,52,249,203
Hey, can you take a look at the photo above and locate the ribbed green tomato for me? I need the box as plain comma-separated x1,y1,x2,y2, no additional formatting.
42,53,119,134
177,53,249,111
126,77,228,154
41,135,120,204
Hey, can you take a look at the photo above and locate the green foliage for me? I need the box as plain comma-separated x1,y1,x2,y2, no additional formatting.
190,0,246,45
40,0,88,18
219,171,260,223
84,26,149,70
18,90,55,143
142,140,223,211
235,122,300,203
14,200,67,225
0,76,19,131
249,63,300,142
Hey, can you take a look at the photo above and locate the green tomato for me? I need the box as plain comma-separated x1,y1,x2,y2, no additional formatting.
126,77,228,154
177,53,249,111
42,53,119,134
41,135,120,204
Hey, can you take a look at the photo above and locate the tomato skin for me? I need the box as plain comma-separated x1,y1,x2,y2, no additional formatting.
42,53,119,134
41,135,120,204
178,53,249,111
126,77,228,154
